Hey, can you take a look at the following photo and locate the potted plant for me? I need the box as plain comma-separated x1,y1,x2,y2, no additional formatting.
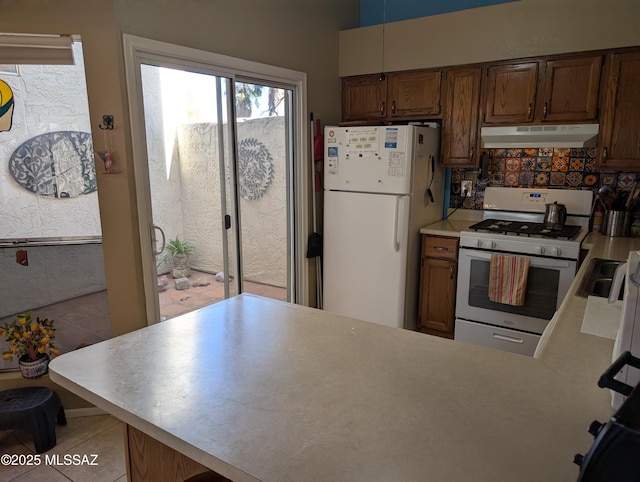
166,236,195,278
1,312,59,378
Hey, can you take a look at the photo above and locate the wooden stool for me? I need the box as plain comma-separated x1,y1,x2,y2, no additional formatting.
0,387,67,453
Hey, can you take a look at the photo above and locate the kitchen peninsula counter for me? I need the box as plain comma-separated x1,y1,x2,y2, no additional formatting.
49,280,628,482
535,233,640,386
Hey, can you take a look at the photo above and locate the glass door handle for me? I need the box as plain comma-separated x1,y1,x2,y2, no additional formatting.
152,224,166,256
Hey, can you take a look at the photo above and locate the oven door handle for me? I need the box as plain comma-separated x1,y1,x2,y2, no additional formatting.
492,333,524,344
459,248,571,268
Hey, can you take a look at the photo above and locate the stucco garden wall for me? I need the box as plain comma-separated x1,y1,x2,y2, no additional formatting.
149,116,287,288
0,42,102,239
0,42,107,317
179,117,287,287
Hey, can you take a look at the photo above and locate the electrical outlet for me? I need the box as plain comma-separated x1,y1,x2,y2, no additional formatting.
461,180,473,197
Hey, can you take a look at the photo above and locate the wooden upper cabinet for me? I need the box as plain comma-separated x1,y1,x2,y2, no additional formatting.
341,74,387,122
387,70,441,118
441,67,482,168
539,55,602,122
484,62,539,124
597,52,640,170
484,55,603,125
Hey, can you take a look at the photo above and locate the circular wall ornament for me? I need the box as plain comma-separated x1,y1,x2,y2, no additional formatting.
237,137,274,200
9,131,96,198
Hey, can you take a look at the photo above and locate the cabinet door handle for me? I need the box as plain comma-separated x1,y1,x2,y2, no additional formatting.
449,265,454,279
392,100,396,114
527,103,532,119
469,147,474,161
393,195,402,252
543,102,548,119
380,101,385,116
602,147,608,163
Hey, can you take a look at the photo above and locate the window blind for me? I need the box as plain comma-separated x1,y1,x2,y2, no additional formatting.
0,34,74,65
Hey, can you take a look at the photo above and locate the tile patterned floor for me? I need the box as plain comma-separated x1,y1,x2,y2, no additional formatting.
0,414,126,482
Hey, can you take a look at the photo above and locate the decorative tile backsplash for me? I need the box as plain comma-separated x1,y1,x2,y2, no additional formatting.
449,147,640,209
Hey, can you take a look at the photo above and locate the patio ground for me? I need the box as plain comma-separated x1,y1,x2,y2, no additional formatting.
158,269,287,320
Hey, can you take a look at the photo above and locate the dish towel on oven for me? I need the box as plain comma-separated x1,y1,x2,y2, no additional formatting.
488,254,530,306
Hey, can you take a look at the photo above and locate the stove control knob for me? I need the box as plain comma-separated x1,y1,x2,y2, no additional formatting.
536,246,546,255
475,239,483,248
550,247,561,257
489,240,496,249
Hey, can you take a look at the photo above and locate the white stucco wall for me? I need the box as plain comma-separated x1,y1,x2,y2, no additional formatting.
236,117,287,287
0,42,102,239
176,117,287,287
0,41,107,317
171,117,287,287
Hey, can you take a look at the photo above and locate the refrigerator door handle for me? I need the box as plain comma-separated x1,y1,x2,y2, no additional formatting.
393,196,402,252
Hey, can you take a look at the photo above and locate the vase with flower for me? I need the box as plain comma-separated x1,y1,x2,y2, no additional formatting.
1,312,60,378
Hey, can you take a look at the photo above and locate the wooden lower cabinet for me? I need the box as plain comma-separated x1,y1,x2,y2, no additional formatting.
418,235,459,339
125,425,230,482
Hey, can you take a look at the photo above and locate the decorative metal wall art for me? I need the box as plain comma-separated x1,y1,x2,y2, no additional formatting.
9,131,97,198
0,79,14,132
237,137,274,200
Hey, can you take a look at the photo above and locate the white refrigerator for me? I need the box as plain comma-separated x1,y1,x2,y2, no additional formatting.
323,125,444,329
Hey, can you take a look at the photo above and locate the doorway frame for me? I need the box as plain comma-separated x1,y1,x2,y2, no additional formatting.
122,34,309,325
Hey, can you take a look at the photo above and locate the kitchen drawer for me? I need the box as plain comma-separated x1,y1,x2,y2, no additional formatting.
422,235,459,261
454,319,541,357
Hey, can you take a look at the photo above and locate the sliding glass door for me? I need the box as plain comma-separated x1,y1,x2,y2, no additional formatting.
124,36,305,324
140,65,239,321
233,80,293,302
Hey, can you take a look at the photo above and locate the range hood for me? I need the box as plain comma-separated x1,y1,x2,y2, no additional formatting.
480,124,599,148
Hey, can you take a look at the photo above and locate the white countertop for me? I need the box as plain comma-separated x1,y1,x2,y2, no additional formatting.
535,233,640,382
419,209,483,237
48,236,638,482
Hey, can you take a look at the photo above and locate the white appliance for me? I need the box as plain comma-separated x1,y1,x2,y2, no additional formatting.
610,250,640,409
323,125,443,329
456,187,593,356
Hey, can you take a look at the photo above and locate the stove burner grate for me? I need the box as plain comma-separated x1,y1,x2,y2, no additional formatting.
468,219,582,240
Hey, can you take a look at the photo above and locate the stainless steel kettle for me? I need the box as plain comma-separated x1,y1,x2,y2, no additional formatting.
544,201,567,230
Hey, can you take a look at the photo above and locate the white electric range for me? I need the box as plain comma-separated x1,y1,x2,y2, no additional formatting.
455,187,593,356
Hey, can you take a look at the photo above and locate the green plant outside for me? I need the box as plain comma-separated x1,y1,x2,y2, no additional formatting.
165,236,195,256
